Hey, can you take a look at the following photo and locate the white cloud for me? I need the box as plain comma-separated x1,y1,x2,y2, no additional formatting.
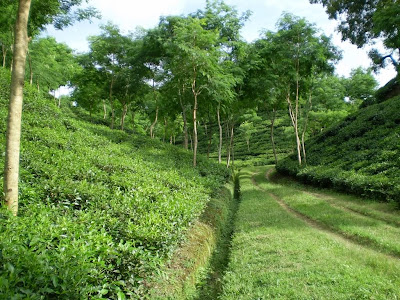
90,0,186,30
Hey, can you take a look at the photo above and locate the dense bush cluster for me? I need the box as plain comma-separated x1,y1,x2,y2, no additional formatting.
277,94,400,203
0,69,229,298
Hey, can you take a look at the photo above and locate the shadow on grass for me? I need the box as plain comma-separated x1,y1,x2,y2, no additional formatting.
195,173,241,300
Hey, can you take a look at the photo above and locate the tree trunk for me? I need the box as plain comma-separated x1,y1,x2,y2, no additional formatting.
2,44,7,68
207,124,212,159
193,93,198,167
109,76,115,129
3,0,32,216
287,89,302,166
182,107,188,150
180,98,188,150
270,108,278,165
217,104,222,164
150,107,158,139
229,124,234,168
121,103,128,131
27,49,32,85
301,92,313,165
226,122,231,168
163,117,167,143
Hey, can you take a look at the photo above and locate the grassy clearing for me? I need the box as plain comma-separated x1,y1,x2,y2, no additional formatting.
220,166,400,299
258,170,400,257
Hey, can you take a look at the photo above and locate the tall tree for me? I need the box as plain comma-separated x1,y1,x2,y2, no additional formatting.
258,13,340,165
345,67,378,103
170,17,222,167
3,0,98,215
88,23,130,129
27,37,78,100
3,0,31,215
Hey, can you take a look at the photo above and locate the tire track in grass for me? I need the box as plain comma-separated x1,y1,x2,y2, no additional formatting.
221,167,400,299
252,171,400,261
267,170,400,228
307,191,400,228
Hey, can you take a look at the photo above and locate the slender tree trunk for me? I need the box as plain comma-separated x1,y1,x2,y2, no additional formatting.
121,103,128,131
207,124,212,159
226,122,231,168
163,117,167,143
150,107,158,139
190,134,193,151
270,108,278,165
301,92,313,165
58,96,61,108
228,123,234,168
287,86,302,166
2,44,7,68
182,105,188,149
193,93,198,167
10,45,13,73
179,85,188,149
27,49,33,85
3,0,32,216
217,104,222,164
170,135,173,144
109,76,115,129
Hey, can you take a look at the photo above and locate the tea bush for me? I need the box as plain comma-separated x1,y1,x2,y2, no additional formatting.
277,94,400,204
0,68,230,298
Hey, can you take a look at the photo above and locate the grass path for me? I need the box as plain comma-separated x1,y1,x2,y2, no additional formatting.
220,166,400,299
261,169,400,258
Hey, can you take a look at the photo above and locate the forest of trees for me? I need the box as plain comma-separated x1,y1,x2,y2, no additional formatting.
1,0,400,298
2,0,392,215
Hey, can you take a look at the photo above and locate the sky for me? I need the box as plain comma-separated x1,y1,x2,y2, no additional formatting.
45,0,397,87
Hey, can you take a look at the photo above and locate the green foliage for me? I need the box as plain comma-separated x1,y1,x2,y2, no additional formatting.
277,94,400,203
345,67,378,104
311,0,400,73
0,69,229,298
28,36,79,92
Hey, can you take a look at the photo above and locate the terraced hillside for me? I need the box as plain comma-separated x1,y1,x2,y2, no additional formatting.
0,69,229,298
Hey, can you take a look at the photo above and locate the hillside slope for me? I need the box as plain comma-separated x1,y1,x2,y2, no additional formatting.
277,92,400,203
0,69,229,298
